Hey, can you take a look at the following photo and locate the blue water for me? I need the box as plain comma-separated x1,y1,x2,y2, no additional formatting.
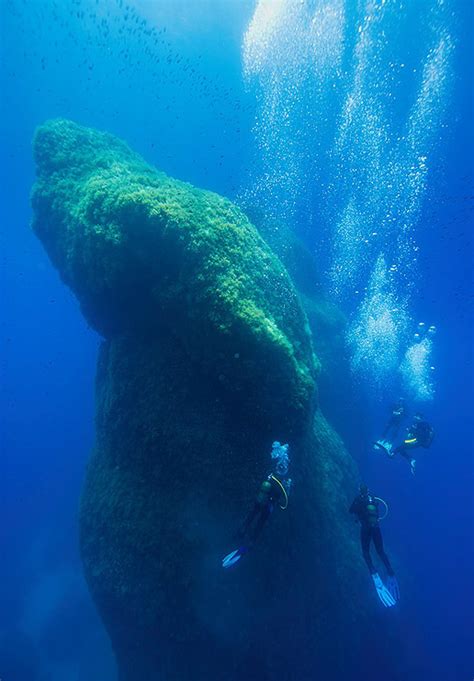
1,1,472,679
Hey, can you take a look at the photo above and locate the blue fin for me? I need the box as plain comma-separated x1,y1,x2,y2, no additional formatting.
222,549,241,568
372,573,396,607
222,546,249,568
373,440,393,457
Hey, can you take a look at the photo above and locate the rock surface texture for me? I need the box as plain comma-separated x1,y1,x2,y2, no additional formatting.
32,119,397,681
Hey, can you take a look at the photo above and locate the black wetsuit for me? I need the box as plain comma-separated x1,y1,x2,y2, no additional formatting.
238,475,285,546
350,493,394,576
393,419,434,461
382,404,405,441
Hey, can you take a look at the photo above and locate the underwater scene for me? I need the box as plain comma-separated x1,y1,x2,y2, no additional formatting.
1,1,473,680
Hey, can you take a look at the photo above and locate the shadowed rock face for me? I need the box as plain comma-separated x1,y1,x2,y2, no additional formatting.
31,119,394,681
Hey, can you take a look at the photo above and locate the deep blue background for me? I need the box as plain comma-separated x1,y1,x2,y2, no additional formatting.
1,1,472,680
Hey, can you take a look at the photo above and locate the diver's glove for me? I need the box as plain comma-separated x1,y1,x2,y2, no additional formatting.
386,575,400,602
372,573,396,607
222,546,247,569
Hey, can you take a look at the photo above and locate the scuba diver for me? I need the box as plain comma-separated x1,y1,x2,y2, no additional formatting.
222,442,291,569
385,413,434,475
350,484,399,608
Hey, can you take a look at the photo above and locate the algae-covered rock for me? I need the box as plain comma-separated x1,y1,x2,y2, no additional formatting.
244,208,322,298
245,209,347,371
31,120,398,681
245,209,371,447
32,119,317,432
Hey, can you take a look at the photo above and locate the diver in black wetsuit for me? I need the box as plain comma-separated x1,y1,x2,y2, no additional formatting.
350,484,399,607
221,473,289,568
236,473,288,546
391,413,434,475
222,442,291,568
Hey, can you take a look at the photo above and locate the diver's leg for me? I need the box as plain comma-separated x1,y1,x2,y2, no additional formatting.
393,443,403,457
249,504,272,545
396,443,417,473
360,526,375,574
400,447,417,474
372,527,394,576
399,448,413,462
394,443,412,460
238,503,259,539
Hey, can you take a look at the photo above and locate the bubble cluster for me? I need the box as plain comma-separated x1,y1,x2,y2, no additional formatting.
400,337,435,402
242,0,345,223
332,3,452,396
330,0,454,299
347,255,409,394
271,441,290,477
243,0,453,399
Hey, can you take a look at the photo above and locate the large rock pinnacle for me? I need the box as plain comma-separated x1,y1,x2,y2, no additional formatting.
31,119,393,681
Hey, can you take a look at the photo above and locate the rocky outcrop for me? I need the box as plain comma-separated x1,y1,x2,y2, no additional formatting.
32,119,316,432
31,119,396,681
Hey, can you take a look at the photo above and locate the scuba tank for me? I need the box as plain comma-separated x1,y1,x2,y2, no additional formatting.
256,479,273,505
256,474,289,509
366,495,379,527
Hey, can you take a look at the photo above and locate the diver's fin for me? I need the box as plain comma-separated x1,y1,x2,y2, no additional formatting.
222,547,247,569
410,459,416,476
386,575,400,602
372,573,396,607
373,440,393,457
